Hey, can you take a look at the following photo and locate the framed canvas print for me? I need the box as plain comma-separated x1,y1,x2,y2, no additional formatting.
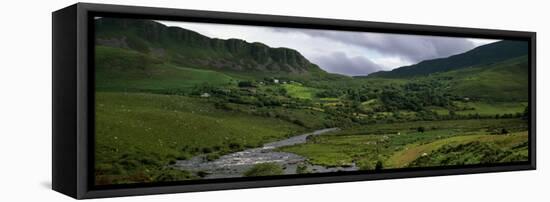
52,3,536,199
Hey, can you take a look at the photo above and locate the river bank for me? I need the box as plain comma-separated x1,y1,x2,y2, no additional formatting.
174,128,359,179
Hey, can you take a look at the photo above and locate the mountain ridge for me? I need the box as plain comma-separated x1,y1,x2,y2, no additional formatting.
368,40,528,78
95,18,327,75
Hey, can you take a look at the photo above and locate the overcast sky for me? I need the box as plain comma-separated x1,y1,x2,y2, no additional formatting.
157,20,498,76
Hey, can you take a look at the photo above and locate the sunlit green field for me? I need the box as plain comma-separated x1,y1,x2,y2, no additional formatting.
282,83,320,100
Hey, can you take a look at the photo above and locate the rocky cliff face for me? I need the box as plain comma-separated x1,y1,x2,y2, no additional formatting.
95,18,322,74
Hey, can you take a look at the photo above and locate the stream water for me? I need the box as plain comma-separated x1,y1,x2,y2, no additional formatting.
174,128,360,179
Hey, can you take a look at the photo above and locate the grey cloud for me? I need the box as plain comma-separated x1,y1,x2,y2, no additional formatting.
311,52,382,76
273,28,476,63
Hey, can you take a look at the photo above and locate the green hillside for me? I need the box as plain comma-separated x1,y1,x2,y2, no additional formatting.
95,18,330,79
369,40,528,78
442,56,529,101
95,92,308,184
96,46,236,92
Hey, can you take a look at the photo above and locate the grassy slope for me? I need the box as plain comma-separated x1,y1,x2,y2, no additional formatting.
442,56,528,102
368,40,528,78
95,92,306,184
454,101,528,115
96,46,236,92
279,118,528,169
427,56,529,116
361,56,529,117
387,132,527,168
339,118,527,135
430,101,528,116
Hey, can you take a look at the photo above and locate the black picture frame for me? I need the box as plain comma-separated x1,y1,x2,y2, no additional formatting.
52,2,536,199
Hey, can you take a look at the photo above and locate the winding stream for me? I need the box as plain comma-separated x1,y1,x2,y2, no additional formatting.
174,128,360,179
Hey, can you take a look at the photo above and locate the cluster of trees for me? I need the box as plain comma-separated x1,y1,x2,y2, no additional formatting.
186,82,290,108
151,76,529,130
316,89,344,98
237,81,256,88
379,81,453,112
314,78,455,113
315,86,375,102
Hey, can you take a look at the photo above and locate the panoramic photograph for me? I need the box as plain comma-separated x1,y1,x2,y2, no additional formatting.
93,17,529,185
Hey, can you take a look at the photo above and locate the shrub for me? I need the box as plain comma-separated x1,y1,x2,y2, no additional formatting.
228,142,241,151
96,163,113,173
213,145,222,151
197,171,209,178
205,153,220,161
176,154,190,160
238,81,256,88
357,159,374,170
375,161,384,171
243,163,284,177
296,163,309,174
201,147,213,154
139,157,160,166
214,102,234,111
120,159,140,170
292,119,306,127
500,128,509,135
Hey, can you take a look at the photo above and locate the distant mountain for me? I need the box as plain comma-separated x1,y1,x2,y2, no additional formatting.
95,18,327,75
368,40,528,78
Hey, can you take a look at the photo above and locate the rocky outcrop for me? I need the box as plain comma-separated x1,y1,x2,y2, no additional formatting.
95,18,321,74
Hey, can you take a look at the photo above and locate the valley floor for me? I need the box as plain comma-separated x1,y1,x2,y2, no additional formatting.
92,46,529,185
94,91,528,185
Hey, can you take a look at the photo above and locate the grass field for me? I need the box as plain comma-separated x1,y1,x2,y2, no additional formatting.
387,132,528,168
282,83,320,100
279,118,528,169
95,92,308,184
430,101,527,116
454,101,527,115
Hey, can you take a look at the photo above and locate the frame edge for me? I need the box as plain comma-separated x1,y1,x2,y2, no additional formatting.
66,2,537,199
52,3,79,199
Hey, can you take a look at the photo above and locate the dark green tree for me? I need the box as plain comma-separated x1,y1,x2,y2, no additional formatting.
500,128,509,135
375,161,384,171
238,81,255,88
417,126,425,133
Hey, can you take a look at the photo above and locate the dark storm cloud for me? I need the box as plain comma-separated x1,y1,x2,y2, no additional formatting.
272,28,476,63
312,52,382,76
